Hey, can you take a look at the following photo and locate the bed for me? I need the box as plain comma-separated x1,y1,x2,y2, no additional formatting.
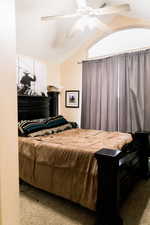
18,99,149,225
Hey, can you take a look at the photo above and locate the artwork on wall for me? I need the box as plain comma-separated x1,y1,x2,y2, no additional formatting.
16,55,47,96
17,71,37,96
65,90,79,108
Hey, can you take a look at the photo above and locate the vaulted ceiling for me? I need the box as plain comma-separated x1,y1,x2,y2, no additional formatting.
16,0,150,63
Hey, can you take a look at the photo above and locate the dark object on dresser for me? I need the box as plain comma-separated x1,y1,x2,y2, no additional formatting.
47,91,59,117
18,96,49,121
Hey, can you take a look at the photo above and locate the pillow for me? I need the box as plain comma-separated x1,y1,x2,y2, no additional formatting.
18,120,46,136
69,122,78,128
18,116,76,136
45,115,68,129
31,118,48,123
28,123,74,137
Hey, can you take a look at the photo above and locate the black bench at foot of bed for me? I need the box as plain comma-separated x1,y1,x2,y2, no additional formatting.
95,131,150,225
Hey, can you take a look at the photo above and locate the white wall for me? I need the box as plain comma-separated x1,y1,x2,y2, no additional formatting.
47,62,61,87
60,50,86,126
46,62,61,113
88,28,150,58
0,1,19,225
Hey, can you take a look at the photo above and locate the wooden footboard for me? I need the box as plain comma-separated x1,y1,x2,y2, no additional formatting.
95,131,150,225
134,131,150,179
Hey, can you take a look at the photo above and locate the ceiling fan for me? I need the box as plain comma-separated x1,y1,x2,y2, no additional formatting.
41,0,130,36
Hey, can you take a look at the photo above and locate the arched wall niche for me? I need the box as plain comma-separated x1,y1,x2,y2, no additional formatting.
88,27,150,59
84,15,150,58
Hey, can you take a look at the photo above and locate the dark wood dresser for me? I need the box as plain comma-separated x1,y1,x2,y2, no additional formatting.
47,91,59,117
18,96,49,121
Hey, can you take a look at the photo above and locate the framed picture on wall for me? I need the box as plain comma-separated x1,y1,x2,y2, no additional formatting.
65,90,79,108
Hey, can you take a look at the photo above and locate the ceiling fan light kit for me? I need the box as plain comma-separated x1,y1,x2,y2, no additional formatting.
41,0,130,33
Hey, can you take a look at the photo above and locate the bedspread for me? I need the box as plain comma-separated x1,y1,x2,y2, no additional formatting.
19,128,132,210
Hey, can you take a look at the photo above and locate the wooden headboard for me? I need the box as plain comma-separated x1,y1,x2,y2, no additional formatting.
18,96,49,121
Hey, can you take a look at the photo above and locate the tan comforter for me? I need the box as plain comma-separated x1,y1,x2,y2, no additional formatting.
19,128,132,210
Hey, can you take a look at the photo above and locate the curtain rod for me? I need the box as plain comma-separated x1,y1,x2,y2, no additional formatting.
77,45,150,64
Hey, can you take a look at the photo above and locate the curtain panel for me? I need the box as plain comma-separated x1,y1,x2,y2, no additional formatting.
81,57,119,131
81,49,150,132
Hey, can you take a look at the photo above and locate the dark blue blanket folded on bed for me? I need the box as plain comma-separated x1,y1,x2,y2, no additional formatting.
18,115,77,136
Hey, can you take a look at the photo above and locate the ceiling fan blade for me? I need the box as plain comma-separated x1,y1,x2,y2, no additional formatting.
76,0,87,9
41,13,79,21
69,16,111,38
93,4,130,16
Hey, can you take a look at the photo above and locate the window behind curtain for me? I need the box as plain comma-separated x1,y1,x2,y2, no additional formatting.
81,49,150,132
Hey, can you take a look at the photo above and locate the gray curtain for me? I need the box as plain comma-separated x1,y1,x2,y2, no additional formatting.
81,49,150,132
81,56,119,131
119,49,150,132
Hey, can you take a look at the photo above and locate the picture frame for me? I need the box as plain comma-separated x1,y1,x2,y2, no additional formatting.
65,90,79,108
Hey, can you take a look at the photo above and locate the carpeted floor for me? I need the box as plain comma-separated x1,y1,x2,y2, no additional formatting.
20,179,150,225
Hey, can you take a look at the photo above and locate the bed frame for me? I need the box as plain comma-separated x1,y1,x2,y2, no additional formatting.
95,132,150,225
18,97,150,225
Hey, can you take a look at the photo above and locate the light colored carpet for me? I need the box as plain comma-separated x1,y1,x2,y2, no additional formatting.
20,180,150,225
